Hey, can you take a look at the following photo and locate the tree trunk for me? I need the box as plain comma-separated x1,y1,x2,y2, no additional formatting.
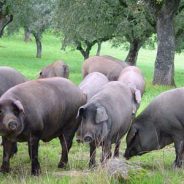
77,46,90,59
82,50,90,60
125,40,142,66
153,13,175,86
33,33,42,58
76,42,93,60
24,28,32,42
96,42,102,56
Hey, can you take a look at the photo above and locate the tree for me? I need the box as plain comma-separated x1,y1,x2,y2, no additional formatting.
5,0,56,58
0,0,13,37
143,0,180,86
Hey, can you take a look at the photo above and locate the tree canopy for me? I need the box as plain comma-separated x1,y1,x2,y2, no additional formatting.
55,0,118,59
55,0,155,62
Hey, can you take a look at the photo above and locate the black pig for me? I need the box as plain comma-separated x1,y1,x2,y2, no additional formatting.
0,77,86,175
125,88,184,168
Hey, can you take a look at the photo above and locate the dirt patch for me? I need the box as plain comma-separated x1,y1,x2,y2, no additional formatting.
53,170,90,177
104,158,144,180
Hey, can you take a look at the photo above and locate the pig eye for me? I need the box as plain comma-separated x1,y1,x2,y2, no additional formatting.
39,72,42,76
82,114,86,119
13,108,19,115
0,110,2,116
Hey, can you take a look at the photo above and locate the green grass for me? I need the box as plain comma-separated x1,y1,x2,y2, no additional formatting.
1,32,184,184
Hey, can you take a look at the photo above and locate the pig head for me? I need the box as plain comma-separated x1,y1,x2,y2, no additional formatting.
39,61,69,78
0,99,25,139
124,121,161,159
76,103,110,144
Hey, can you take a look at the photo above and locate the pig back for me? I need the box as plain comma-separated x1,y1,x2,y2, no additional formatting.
102,55,128,68
118,66,145,95
0,67,26,96
82,56,127,81
51,61,69,78
79,72,109,101
140,87,184,126
39,61,69,78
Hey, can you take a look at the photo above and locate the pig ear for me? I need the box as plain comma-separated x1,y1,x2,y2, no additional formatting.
134,89,141,104
129,85,141,104
13,100,24,113
63,64,69,74
38,71,43,78
127,126,138,145
96,106,108,124
76,105,86,119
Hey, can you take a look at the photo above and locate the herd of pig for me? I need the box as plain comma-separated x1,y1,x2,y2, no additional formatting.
0,55,184,176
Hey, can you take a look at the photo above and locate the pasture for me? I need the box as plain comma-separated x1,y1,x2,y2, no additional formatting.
0,32,184,184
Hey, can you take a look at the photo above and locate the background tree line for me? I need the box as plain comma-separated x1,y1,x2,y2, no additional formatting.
0,0,184,86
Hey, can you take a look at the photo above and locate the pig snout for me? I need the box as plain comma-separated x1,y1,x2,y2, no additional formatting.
7,120,18,131
76,134,83,143
83,134,93,143
123,152,130,160
76,130,83,143
76,137,83,143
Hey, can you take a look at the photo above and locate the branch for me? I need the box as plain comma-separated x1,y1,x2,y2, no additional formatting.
164,0,180,16
176,28,184,39
76,41,87,58
143,0,162,16
0,14,13,37
176,1,184,15
76,35,114,59
98,35,114,42
118,0,128,8
145,11,156,30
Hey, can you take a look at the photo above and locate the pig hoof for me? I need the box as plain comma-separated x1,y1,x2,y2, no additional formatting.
31,165,41,176
173,161,183,169
89,162,96,169
58,162,67,169
0,166,10,173
113,154,119,158
31,168,41,176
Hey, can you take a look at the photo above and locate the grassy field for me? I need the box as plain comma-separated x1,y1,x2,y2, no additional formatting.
0,32,184,184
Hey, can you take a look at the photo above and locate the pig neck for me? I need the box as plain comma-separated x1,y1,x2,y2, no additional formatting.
145,121,161,150
137,113,161,150
153,125,161,150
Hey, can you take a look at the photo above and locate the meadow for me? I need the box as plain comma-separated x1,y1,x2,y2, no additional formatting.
0,32,184,184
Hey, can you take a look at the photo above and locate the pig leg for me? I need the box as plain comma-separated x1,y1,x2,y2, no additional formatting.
0,137,15,173
58,119,80,168
114,141,121,158
2,137,17,158
101,141,112,164
89,142,96,168
58,132,74,168
173,139,184,168
28,136,40,175
11,142,18,157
